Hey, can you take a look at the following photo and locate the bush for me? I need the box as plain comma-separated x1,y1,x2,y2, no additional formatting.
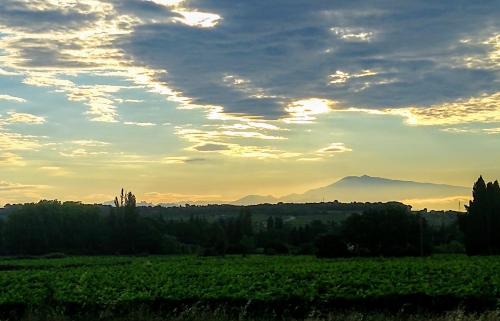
315,234,350,258
264,241,289,255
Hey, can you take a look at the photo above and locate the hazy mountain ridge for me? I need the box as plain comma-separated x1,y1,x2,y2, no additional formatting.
230,194,279,206
233,175,469,206
95,175,470,209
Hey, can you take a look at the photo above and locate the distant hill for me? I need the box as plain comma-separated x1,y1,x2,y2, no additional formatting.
289,175,469,202
235,175,470,207
231,194,279,206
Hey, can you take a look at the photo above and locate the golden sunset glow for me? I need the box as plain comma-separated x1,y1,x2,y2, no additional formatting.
0,0,498,210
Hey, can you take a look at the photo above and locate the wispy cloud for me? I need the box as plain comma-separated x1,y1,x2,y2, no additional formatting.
1,112,45,125
0,132,42,151
124,121,157,127
71,140,110,147
142,191,224,204
0,94,26,103
317,143,353,155
0,180,49,206
385,92,500,126
483,127,500,134
0,68,19,76
0,181,47,192
38,166,71,176
330,27,375,42
0,152,25,166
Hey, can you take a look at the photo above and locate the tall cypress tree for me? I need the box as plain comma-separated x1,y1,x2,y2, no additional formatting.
461,176,500,255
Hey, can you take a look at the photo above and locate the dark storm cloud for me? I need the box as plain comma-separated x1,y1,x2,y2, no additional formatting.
0,1,97,32
109,0,180,21
122,0,499,118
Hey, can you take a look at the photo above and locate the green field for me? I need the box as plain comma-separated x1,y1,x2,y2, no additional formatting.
0,255,499,319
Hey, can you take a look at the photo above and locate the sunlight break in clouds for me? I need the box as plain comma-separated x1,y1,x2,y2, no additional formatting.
173,10,221,28
284,99,334,124
386,92,500,126
330,27,375,42
148,0,184,6
329,70,378,85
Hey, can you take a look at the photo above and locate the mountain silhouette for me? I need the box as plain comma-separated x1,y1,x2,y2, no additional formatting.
234,175,469,205
231,194,279,206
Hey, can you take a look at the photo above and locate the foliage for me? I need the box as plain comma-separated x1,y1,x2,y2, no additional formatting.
0,194,464,257
314,234,350,258
340,206,432,257
460,177,500,255
0,255,499,313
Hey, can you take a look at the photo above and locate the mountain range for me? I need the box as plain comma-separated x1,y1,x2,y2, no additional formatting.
100,175,471,210
231,175,470,207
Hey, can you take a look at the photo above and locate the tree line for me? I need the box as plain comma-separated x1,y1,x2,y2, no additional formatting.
0,192,445,257
0,177,496,257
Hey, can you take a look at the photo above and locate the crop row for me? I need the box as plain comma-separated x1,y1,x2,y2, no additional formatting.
0,255,498,310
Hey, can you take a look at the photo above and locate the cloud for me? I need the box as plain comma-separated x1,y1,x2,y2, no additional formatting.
329,70,378,85
110,154,205,166
192,142,230,152
284,98,334,124
0,1,147,123
1,1,498,125
0,111,44,152
0,94,26,103
385,92,500,126
440,127,480,134
175,127,286,143
483,127,500,134
162,156,205,164
0,152,25,166
330,27,374,42
71,140,110,147
0,68,19,76
142,191,224,204
317,142,353,155
1,111,45,124
22,74,125,122
59,148,108,158
0,180,46,192
0,0,229,126
123,0,499,120
0,180,49,205
0,132,41,151
38,166,70,176
174,125,296,158
172,10,222,28
188,142,300,159
0,0,498,161
124,121,157,127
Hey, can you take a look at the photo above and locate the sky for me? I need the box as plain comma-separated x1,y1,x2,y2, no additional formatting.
0,0,499,209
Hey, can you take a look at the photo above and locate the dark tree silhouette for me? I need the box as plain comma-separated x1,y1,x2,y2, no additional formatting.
460,176,500,255
340,206,431,257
